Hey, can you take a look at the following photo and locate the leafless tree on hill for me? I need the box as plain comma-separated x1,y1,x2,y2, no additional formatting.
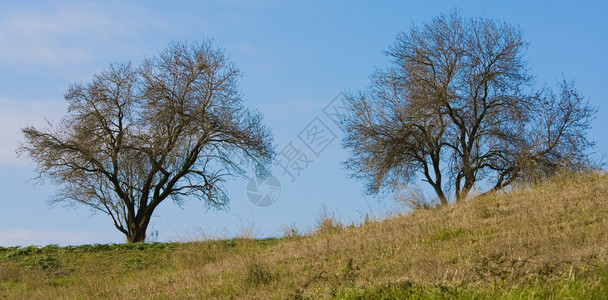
341,12,596,205
20,41,275,242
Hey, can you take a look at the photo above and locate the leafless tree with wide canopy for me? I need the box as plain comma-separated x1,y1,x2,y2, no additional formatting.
341,12,596,205
20,41,275,242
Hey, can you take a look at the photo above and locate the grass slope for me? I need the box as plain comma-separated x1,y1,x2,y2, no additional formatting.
1,172,607,299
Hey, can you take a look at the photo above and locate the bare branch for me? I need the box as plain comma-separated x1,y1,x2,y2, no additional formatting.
341,11,596,204
19,40,275,243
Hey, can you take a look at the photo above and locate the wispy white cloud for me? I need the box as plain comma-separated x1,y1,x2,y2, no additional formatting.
0,228,118,246
0,1,174,69
0,97,67,166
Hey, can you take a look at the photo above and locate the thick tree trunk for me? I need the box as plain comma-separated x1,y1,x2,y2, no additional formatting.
127,228,147,243
126,217,150,243
456,177,475,202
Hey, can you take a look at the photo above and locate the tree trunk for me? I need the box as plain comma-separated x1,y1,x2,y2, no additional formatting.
456,177,475,202
126,226,147,243
432,184,449,206
126,218,150,243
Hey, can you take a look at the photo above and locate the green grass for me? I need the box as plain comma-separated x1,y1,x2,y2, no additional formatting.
335,268,608,299
1,172,607,299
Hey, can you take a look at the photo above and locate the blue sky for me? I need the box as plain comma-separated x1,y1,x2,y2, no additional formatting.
1,0,606,246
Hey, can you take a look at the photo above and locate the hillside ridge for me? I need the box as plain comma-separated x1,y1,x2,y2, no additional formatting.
1,172,607,299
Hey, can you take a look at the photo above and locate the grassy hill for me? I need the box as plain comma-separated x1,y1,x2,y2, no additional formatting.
1,172,607,299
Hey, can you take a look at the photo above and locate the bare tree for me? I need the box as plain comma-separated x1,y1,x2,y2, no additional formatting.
341,12,596,205
19,41,275,243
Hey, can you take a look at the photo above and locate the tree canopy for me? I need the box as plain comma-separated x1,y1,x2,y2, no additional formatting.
341,12,596,205
20,41,275,242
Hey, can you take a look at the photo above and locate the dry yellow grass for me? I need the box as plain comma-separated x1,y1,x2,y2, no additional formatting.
1,172,607,299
